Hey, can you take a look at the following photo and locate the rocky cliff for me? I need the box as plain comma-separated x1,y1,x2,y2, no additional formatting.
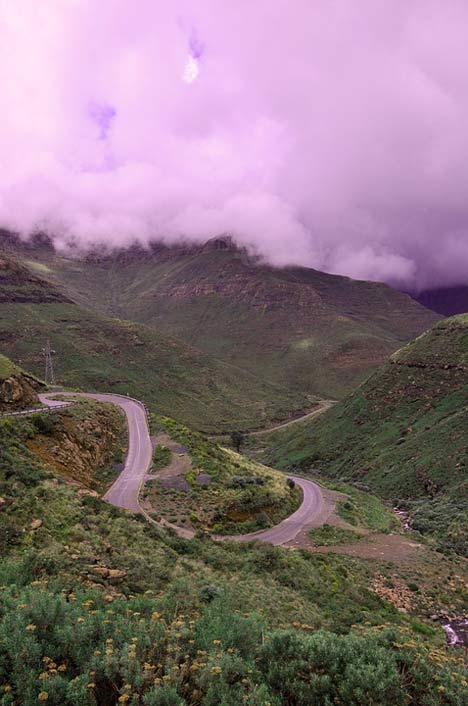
26,400,126,491
0,354,42,412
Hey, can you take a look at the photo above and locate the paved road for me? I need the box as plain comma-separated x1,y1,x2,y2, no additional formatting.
40,392,152,513
39,392,325,545
224,476,325,545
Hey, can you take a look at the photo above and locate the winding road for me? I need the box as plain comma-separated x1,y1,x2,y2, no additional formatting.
39,392,326,546
227,476,325,545
40,392,152,513
249,399,336,437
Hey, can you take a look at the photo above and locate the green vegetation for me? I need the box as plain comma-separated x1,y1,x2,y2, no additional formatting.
333,484,398,533
145,417,300,534
17,401,126,492
2,597,467,706
0,354,14,381
254,316,468,554
0,253,307,432
403,483,468,557
17,242,438,401
0,407,467,705
152,445,172,471
308,524,366,546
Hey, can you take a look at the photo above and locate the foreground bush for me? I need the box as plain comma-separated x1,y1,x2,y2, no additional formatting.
0,586,466,706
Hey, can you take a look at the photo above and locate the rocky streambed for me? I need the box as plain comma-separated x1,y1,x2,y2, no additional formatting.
443,619,468,647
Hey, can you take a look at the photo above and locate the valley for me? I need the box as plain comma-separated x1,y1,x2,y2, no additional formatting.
248,315,468,558
0,250,466,705
2,5,468,704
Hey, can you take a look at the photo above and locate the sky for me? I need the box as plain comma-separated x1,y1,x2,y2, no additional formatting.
1,1,468,290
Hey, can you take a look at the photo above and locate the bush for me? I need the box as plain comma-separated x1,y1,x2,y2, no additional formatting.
143,687,185,706
32,414,57,435
200,585,220,603
230,476,265,488
258,628,467,706
255,511,269,528
152,445,171,471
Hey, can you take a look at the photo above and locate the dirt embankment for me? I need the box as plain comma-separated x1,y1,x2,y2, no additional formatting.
27,404,126,492
0,372,43,412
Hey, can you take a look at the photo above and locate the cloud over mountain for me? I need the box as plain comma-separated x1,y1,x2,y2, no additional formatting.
1,0,468,288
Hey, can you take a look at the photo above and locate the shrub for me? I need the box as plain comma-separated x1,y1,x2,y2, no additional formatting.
255,511,269,528
152,445,171,471
258,628,467,706
143,687,185,706
32,414,57,435
230,476,265,488
200,585,220,603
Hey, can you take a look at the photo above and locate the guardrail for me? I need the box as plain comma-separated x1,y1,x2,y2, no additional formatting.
92,392,151,428
0,403,71,418
0,392,152,428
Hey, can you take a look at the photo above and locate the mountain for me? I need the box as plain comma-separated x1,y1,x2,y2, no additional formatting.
411,285,468,317
255,315,468,554
1,356,467,703
13,236,440,401
0,252,308,432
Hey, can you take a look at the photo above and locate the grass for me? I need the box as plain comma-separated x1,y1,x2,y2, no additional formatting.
17,243,438,402
0,394,467,704
0,354,15,380
332,485,399,532
0,254,309,432
251,316,468,555
145,416,301,534
152,445,171,471
308,524,366,546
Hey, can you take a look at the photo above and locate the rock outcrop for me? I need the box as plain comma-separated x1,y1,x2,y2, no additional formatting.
0,355,43,412
26,402,125,491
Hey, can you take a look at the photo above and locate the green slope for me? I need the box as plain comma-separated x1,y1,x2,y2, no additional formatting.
15,239,439,400
0,354,16,381
255,316,468,554
0,400,466,704
0,254,307,432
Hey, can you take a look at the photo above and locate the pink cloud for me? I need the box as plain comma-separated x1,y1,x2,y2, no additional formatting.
1,0,468,288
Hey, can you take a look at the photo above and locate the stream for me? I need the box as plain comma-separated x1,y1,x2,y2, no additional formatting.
442,619,468,647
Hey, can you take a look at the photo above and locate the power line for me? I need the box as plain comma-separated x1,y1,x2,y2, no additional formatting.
42,340,56,386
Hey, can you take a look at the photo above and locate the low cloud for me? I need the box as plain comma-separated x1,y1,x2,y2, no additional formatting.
1,1,468,289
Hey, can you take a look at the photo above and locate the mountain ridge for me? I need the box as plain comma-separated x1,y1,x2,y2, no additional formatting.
0,251,308,431
3,234,440,401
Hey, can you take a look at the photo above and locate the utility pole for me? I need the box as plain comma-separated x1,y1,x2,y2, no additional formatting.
42,340,56,386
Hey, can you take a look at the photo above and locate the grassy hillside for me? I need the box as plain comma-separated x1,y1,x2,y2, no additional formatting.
0,355,15,380
0,254,308,432
255,316,468,554
0,405,466,705
13,239,439,400
143,416,300,535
